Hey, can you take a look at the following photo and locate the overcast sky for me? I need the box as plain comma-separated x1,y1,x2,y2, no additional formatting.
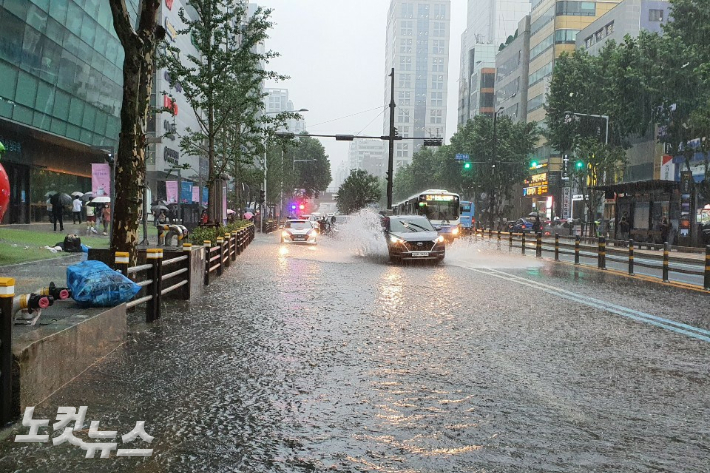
259,0,468,183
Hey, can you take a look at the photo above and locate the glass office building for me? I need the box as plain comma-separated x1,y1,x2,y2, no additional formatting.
0,0,136,223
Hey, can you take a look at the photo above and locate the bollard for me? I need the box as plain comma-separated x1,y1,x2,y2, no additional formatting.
509,231,513,252
114,251,129,277
203,240,212,286
216,237,224,277
230,232,237,261
554,234,559,261
662,242,670,282
497,230,501,250
628,239,634,275
574,235,580,265
0,278,15,425
488,228,492,241
598,237,606,270
145,248,163,322
521,232,526,255
705,246,710,291
536,232,542,258
223,234,231,269
182,243,192,300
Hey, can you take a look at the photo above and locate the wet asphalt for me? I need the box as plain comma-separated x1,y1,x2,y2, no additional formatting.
0,219,708,472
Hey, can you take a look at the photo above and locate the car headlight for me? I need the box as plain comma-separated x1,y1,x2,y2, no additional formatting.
452,227,459,235
435,235,444,243
390,235,403,244
282,231,290,238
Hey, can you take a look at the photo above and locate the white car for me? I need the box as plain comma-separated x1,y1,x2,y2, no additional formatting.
281,219,318,244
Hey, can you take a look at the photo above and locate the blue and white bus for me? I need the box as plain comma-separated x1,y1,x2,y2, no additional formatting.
459,200,475,232
393,189,461,241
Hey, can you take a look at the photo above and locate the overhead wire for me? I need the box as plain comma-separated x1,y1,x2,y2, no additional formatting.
356,106,387,136
307,106,384,129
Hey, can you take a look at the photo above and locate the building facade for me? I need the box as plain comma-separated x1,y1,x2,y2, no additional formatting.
384,0,451,172
263,88,307,134
458,0,530,125
0,0,136,223
494,15,531,122
347,139,387,179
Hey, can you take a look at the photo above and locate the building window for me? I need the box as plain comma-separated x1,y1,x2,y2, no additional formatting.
397,109,410,123
432,40,445,55
556,1,596,17
398,91,411,106
433,4,446,19
606,22,614,35
528,94,545,112
401,21,413,36
431,74,444,89
430,109,443,124
398,74,411,88
529,63,553,86
401,3,414,18
431,57,444,72
396,143,409,157
430,92,443,107
418,4,429,19
649,9,664,21
530,34,554,61
400,38,412,54
433,22,445,37
531,4,555,35
555,29,580,44
399,56,412,71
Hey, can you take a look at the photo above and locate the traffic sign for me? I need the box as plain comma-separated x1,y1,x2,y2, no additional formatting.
455,153,470,161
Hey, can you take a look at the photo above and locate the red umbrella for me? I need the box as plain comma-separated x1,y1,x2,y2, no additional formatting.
243,211,253,220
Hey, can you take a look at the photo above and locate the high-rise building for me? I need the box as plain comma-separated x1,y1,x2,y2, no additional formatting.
0,0,138,224
384,0,451,172
347,139,387,179
458,0,531,125
494,16,531,122
263,88,307,134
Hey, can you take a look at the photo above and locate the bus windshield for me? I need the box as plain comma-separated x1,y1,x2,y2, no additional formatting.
419,199,459,221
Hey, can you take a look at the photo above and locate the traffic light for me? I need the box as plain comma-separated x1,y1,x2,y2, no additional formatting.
575,160,584,170
463,161,472,170
530,160,538,168
259,190,265,204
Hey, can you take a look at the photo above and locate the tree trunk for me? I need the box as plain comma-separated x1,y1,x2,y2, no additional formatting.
109,0,161,263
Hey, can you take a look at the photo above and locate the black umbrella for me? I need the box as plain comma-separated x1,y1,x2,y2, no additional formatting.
57,193,73,206
151,204,169,212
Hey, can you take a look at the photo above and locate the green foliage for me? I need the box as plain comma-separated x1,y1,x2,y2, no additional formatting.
189,220,253,245
336,170,381,214
286,134,332,198
161,0,288,221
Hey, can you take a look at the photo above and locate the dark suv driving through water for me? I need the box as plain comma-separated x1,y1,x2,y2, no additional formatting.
382,215,445,263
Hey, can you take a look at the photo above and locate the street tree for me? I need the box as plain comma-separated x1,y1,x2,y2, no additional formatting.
109,0,164,259
286,135,332,198
336,170,381,214
162,0,286,223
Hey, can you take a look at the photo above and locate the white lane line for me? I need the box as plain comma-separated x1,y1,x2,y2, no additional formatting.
466,267,710,344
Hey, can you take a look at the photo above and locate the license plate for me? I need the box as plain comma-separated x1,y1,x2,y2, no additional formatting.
294,236,305,240
411,251,429,257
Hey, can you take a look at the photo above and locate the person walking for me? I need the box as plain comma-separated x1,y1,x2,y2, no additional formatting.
101,204,110,235
532,214,541,234
660,217,672,244
618,216,630,245
51,193,64,232
72,196,82,224
85,204,97,234
46,198,54,224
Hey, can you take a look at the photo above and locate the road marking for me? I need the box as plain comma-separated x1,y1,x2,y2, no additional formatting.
466,267,710,344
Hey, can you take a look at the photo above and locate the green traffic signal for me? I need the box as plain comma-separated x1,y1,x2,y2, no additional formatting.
463,162,472,170
530,160,538,168
575,160,584,169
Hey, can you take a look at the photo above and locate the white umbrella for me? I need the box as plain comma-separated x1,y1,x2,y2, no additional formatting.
71,191,84,197
89,196,111,206
227,209,236,215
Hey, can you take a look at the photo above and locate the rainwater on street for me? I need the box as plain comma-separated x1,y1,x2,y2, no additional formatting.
1,213,708,472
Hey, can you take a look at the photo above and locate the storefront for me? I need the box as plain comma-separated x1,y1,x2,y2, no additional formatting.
1,121,104,224
523,169,554,219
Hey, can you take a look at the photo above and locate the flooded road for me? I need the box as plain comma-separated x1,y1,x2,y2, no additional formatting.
1,214,708,472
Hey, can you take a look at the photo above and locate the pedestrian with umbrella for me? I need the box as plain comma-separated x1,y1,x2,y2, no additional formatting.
50,193,65,232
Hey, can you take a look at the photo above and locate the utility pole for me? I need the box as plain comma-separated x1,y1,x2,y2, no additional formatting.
387,68,396,209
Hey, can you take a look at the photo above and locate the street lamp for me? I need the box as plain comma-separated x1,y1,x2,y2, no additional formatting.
262,108,308,232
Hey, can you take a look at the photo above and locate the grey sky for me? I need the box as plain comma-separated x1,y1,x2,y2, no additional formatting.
259,0,468,181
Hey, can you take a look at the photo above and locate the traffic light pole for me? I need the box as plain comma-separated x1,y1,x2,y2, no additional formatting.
387,68,395,209
261,149,266,234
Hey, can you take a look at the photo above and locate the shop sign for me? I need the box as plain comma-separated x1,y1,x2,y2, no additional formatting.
163,95,178,116
165,18,177,42
679,171,692,237
523,172,548,196
91,163,111,197
166,181,178,204
562,187,572,219
165,0,174,10
164,147,179,166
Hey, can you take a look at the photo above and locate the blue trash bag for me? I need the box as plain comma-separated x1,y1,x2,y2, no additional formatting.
80,244,89,252
67,260,141,307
